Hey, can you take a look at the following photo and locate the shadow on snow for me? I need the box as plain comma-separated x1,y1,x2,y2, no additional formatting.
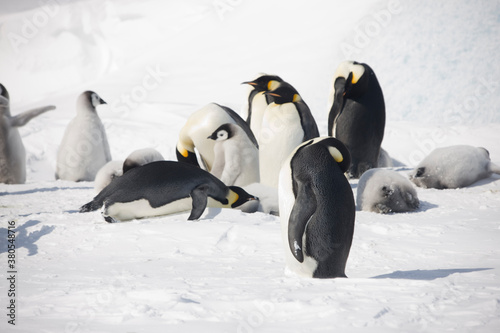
0,220,55,256
371,268,492,280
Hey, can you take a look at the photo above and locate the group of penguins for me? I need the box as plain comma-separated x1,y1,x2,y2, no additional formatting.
2,60,500,279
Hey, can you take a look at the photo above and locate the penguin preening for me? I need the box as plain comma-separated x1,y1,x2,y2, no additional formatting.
328,61,385,179
207,123,259,186
176,103,258,171
80,160,259,222
0,83,55,184
241,73,283,141
56,90,111,181
259,81,319,188
279,137,355,278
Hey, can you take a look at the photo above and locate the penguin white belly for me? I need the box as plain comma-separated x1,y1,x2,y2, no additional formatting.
249,92,268,141
259,103,304,188
278,156,317,277
57,115,110,181
104,197,227,221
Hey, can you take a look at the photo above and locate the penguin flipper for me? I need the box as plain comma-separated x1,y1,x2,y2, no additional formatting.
188,184,209,220
288,184,316,263
10,105,56,127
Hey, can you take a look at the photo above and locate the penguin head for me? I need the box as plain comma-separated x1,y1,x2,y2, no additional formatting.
79,91,107,112
242,74,283,92
207,123,235,142
0,83,10,102
227,186,259,210
300,137,351,173
176,140,200,167
264,82,302,105
332,61,369,99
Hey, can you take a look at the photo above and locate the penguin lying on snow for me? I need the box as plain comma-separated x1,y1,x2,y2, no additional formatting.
241,73,283,141
0,83,55,184
410,145,500,189
279,137,355,278
80,161,259,222
328,61,385,179
357,168,419,214
56,91,111,181
176,103,258,172
259,81,319,188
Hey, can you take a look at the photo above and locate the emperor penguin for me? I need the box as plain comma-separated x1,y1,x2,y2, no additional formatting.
176,103,258,171
123,147,164,173
409,145,500,189
56,91,111,181
241,73,283,141
328,61,385,179
207,123,259,186
80,160,259,222
0,83,55,184
259,81,319,188
279,137,355,278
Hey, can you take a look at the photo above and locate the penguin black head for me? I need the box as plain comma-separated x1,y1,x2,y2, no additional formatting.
242,74,283,92
227,186,259,208
0,83,10,102
300,137,351,173
264,82,302,105
82,90,107,110
332,61,371,99
207,123,235,142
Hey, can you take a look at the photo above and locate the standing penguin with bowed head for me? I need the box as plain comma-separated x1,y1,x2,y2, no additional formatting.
0,83,55,184
56,91,111,181
279,137,355,278
328,61,385,179
241,73,283,141
259,81,319,188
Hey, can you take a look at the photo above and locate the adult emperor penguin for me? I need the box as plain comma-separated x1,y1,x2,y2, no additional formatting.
241,73,283,141
56,91,111,181
80,160,259,222
259,81,319,188
207,123,259,186
328,61,385,179
279,137,355,278
0,83,55,184
176,103,257,171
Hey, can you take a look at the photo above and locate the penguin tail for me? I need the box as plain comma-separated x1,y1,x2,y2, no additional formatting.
79,200,100,213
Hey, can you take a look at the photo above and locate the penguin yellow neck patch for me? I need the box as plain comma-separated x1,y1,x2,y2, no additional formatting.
328,147,343,163
180,148,189,158
227,190,239,207
268,80,280,91
292,94,301,102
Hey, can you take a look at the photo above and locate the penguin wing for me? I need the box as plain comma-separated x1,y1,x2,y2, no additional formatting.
296,102,319,140
188,183,209,220
10,105,56,127
216,104,259,149
288,183,317,263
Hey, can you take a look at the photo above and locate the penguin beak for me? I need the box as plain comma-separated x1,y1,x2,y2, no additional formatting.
241,81,257,86
264,92,281,97
100,97,107,105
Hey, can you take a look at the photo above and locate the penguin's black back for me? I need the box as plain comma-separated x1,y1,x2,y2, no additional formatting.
90,161,229,209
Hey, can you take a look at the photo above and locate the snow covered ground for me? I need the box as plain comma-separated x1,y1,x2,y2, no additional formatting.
1,0,500,332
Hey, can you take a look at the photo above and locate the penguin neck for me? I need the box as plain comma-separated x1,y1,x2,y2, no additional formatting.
76,95,96,116
225,190,239,208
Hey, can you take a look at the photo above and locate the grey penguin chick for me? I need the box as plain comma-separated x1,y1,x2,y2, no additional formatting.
207,123,259,186
357,168,420,214
0,83,55,184
410,145,500,189
123,148,164,173
56,91,111,181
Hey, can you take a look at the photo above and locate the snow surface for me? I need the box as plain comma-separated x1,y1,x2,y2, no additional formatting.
1,0,500,332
